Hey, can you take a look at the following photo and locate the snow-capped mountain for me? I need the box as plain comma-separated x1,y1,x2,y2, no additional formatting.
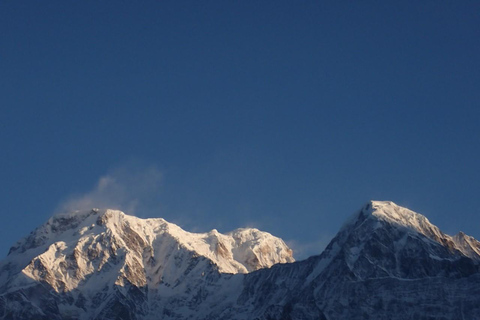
1,201,480,319
0,209,293,319
236,201,480,319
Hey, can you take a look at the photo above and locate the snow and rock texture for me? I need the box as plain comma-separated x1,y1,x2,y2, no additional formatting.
236,201,480,319
0,209,293,320
1,201,480,319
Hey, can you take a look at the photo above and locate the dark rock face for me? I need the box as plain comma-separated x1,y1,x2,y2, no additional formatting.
1,201,480,319
231,202,480,320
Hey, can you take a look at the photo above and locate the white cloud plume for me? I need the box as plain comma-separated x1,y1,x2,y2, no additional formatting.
57,163,163,216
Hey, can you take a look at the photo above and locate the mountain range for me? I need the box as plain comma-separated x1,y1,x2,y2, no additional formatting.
1,200,479,319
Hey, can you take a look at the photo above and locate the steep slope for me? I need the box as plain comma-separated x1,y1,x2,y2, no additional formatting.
0,209,293,319
1,201,480,320
326,201,480,280
235,201,480,319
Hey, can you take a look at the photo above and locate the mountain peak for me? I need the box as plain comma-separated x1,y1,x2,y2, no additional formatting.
359,200,444,241
320,200,480,284
4,208,294,293
1,202,480,319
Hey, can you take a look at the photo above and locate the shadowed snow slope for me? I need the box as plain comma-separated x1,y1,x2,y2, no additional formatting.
1,201,479,320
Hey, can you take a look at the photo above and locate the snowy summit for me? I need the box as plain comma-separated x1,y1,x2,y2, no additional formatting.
1,209,293,293
1,201,480,320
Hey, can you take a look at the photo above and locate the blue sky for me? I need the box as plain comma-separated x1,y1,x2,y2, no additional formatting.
1,1,479,259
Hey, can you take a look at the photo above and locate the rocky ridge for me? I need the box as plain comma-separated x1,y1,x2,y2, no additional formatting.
0,201,479,319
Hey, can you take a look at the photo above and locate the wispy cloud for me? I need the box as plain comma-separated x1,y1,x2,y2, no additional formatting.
286,235,333,261
57,163,163,216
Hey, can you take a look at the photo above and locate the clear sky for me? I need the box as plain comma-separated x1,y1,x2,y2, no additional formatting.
1,1,479,259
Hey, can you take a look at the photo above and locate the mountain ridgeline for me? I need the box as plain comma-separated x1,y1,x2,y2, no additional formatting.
1,201,479,319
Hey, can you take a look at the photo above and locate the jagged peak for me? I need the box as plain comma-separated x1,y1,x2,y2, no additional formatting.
227,227,267,238
452,231,480,259
334,200,480,266
456,231,466,237
358,200,443,240
7,208,103,256
6,208,294,279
